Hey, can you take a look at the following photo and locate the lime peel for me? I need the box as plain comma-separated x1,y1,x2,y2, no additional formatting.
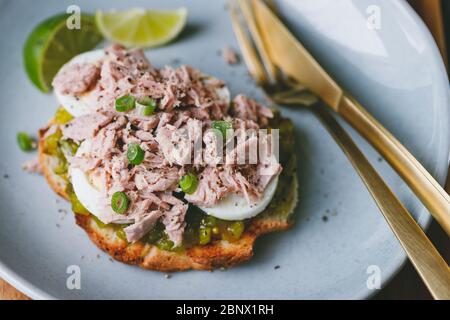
23,13,103,92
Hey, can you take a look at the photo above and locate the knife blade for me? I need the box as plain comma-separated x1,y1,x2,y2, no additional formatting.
252,0,343,110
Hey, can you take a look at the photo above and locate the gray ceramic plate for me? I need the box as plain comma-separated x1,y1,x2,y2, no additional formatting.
0,0,448,300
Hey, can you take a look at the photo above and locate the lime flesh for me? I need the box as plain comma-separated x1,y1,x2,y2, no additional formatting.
95,8,188,48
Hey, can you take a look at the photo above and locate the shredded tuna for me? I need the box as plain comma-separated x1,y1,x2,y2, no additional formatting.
67,155,101,171
159,193,184,206
124,210,163,243
162,203,188,246
256,161,282,190
52,63,100,95
54,44,229,119
22,158,42,174
64,108,281,241
60,44,283,244
62,112,114,142
231,94,273,127
156,124,192,165
133,168,179,192
185,167,229,206
221,46,240,65
139,192,171,210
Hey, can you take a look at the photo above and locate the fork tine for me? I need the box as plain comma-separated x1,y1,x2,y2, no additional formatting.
237,0,277,83
227,0,267,85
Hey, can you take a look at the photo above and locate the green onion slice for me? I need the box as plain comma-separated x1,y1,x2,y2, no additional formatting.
115,94,136,112
111,191,129,214
179,173,199,194
141,105,155,116
127,143,145,165
137,97,157,116
211,120,232,139
17,132,35,152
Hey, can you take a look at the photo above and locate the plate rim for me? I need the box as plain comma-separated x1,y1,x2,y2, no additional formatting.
342,0,450,300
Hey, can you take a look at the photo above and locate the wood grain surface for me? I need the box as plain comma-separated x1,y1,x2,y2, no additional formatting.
0,281,29,300
409,0,448,68
0,0,447,300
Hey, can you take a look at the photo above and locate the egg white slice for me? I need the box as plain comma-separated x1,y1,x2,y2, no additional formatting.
55,49,105,117
69,140,133,224
198,176,278,221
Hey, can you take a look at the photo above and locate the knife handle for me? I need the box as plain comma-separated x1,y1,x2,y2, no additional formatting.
337,94,450,236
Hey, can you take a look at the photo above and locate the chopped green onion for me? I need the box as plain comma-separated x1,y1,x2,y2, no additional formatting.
17,132,35,152
111,191,129,214
138,96,156,106
137,97,157,116
211,120,232,139
141,105,155,116
54,107,73,124
115,94,136,112
199,227,212,245
179,173,198,194
127,143,145,165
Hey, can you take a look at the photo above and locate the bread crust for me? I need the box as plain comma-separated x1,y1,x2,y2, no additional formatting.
38,122,297,271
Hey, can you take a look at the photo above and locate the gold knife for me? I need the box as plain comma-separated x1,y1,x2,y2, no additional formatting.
253,0,450,236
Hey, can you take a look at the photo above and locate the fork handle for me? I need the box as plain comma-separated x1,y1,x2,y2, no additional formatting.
314,103,450,300
337,94,450,237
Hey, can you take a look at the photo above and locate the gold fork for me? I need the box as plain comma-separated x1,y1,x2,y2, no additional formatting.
228,0,450,299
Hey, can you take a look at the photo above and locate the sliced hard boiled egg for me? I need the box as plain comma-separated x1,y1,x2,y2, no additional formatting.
198,176,278,221
69,140,133,224
54,49,105,117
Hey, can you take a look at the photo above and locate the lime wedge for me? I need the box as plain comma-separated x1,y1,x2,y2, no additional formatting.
23,14,103,92
95,8,188,48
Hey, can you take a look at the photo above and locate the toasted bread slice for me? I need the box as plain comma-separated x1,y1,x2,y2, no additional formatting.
38,121,298,271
